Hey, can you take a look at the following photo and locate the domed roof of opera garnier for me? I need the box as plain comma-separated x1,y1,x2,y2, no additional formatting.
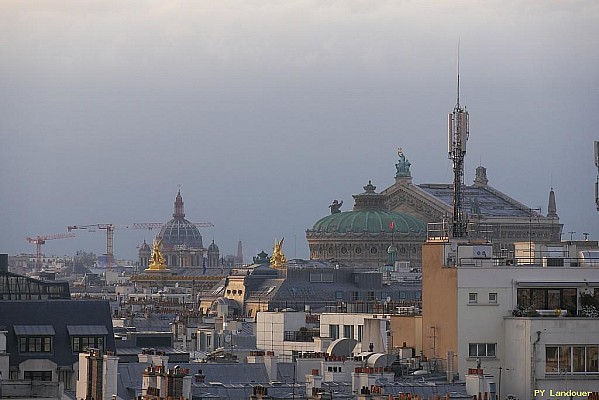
311,181,426,237
158,190,203,250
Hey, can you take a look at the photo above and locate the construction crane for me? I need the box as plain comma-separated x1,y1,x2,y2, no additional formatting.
132,222,214,230
26,233,75,271
67,224,115,269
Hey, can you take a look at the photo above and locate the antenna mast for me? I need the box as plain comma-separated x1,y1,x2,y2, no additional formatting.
448,46,469,238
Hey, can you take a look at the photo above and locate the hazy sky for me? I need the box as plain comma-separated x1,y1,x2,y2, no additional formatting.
2,1,598,262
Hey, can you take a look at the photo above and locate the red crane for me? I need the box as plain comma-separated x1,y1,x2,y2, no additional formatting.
26,233,75,271
68,224,115,269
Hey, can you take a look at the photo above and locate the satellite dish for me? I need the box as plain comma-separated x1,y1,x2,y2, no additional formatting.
450,242,458,251
386,296,391,303
224,334,232,343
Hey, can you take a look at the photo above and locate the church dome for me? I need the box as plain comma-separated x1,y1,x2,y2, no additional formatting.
311,181,426,236
158,190,203,250
208,240,219,253
138,240,151,253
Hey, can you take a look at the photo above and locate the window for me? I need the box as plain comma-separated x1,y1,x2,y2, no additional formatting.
468,343,496,358
469,293,478,304
351,292,359,301
489,293,497,304
24,371,52,381
367,291,376,301
310,272,334,283
72,336,105,353
546,345,599,374
517,288,577,315
357,325,363,342
335,291,343,300
329,325,339,340
343,325,354,339
19,337,52,353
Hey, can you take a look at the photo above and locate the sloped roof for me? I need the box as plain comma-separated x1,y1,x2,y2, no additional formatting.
0,300,116,368
418,184,538,218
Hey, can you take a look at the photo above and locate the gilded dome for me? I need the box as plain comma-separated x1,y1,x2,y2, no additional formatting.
158,190,203,250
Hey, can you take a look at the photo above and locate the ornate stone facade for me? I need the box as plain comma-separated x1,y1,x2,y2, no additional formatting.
307,151,563,267
306,180,427,268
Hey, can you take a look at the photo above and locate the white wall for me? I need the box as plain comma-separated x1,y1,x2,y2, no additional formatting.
455,260,599,393
504,317,599,400
256,311,313,357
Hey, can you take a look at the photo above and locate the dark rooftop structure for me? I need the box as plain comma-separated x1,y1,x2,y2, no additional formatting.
0,300,116,390
0,257,70,300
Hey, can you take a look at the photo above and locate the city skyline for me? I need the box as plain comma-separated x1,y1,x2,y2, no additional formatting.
1,1,598,260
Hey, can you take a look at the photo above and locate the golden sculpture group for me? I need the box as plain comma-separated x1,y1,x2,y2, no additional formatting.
270,238,287,270
145,238,169,272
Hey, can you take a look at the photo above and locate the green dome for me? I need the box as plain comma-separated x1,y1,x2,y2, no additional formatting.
312,210,426,236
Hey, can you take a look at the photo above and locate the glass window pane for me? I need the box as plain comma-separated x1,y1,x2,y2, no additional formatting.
559,346,571,373
562,289,577,315
587,346,599,373
487,344,496,357
517,289,530,308
531,289,545,309
469,344,477,357
546,346,559,373
547,290,560,309
478,344,486,357
573,347,585,372
343,325,351,339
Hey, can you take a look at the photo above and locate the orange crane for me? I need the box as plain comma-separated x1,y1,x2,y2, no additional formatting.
26,233,75,271
68,224,115,269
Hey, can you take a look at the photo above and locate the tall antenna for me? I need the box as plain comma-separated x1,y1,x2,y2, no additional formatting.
456,41,460,108
448,43,469,238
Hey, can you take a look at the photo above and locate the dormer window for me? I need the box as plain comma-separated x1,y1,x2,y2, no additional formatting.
67,325,108,353
14,325,54,353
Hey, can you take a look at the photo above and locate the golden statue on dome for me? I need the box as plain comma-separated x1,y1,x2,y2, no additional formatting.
270,238,287,270
145,238,170,272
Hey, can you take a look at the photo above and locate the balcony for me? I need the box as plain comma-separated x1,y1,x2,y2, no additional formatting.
284,328,320,342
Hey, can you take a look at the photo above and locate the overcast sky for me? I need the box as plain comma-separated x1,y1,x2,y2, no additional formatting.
1,1,598,262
